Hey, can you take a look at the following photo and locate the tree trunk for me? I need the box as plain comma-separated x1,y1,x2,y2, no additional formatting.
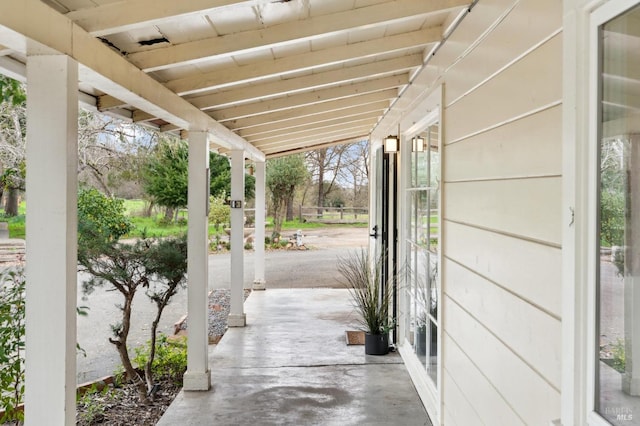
5,188,18,217
164,207,174,222
285,192,294,222
145,200,155,217
110,293,149,404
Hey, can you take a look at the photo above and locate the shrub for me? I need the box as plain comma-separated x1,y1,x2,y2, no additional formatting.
208,193,230,231
78,187,132,252
0,267,25,424
133,334,187,386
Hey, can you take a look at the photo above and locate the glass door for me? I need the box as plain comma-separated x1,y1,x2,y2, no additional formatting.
594,2,640,424
405,123,440,386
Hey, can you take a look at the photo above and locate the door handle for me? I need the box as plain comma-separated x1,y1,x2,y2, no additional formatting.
369,225,379,239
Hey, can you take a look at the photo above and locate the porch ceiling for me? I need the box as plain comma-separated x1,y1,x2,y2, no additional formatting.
0,0,470,159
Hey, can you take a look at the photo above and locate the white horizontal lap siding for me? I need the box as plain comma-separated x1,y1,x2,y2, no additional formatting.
436,0,563,424
444,299,561,425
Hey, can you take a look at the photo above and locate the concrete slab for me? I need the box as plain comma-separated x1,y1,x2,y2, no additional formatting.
158,289,431,426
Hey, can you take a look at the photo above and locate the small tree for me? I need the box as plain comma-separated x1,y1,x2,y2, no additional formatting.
266,155,308,239
142,138,189,221
208,192,230,231
77,188,188,402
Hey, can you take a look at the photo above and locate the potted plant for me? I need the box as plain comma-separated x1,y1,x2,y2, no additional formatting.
338,249,393,355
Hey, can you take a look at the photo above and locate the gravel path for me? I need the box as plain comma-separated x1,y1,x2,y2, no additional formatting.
177,289,251,342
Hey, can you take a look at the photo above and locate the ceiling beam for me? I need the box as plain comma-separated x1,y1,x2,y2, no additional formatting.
188,54,422,110
212,74,407,122
265,135,368,159
226,92,394,130
254,124,373,149
260,130,370,155
0,0,264,161
66,0,255,37
247,117,378,145
127,0,467,71
240,110,383,140
165,27,441,95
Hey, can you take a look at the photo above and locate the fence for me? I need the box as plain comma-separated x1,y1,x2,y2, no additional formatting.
298,206,369,223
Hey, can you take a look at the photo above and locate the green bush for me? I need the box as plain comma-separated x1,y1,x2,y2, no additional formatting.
208,193,230,231
0,267,25,424
600,189,625,247
78,187,132,251
133,334,187,385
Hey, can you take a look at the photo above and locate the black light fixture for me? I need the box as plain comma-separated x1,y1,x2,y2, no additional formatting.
412,136,425,152
384,135,399,153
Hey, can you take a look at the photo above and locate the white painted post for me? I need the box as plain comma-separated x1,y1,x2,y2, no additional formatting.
253,161,266,290
228,150,246,326
24,55,78,426
183,131,211,391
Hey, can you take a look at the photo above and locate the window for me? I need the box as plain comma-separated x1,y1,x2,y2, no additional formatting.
405,123,440,387
595,3,640,424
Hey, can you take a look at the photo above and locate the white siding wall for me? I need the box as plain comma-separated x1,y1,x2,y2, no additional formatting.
437,0,563,423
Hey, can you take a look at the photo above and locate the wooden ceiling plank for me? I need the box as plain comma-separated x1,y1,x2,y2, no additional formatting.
265,135,368,158
66,0,252,37
260,131,370,155
240,110,382,139
165,27,440,95
212,74,407,122
253,124,373,149
189,54,422,110
128,0,467,71
225,93,393,130
247,117,378,145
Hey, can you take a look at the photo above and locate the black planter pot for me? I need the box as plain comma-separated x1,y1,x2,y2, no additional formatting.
365,333,389,355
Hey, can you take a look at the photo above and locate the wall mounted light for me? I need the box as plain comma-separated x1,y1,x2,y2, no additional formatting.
384,135,399,153
412,136,425,152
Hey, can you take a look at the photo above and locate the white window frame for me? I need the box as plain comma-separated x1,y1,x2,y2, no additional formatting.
563,1,640,425
397,85,443,426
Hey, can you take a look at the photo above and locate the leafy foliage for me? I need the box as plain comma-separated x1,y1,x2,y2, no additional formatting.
77,187,132,253
78,234,188,403
208,192,230,230
0,267,25,424
210,152,255,200
266,155,308,238
133,334,187,386
143,138,189,212
0,76,25,107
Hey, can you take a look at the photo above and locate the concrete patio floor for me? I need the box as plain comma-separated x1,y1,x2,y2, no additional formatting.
158,288,431,426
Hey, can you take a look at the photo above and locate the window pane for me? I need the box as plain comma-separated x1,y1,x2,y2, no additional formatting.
596,4,640,424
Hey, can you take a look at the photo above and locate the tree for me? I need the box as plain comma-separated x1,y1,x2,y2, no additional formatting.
77,110,153,198
77,188,188,403
77,187,133,254
209,152,255,200
0,76,26,217
266,155,308,238
142,137,189,221
305,144,352,215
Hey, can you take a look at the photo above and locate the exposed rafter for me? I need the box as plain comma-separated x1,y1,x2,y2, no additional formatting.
126,0,466,71
165,27,441,95
211,74,408,122
188,55,422,111
66,0,255,37
221,90,396,130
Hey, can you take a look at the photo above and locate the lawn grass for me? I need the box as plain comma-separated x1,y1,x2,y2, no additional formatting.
0,200,367,240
